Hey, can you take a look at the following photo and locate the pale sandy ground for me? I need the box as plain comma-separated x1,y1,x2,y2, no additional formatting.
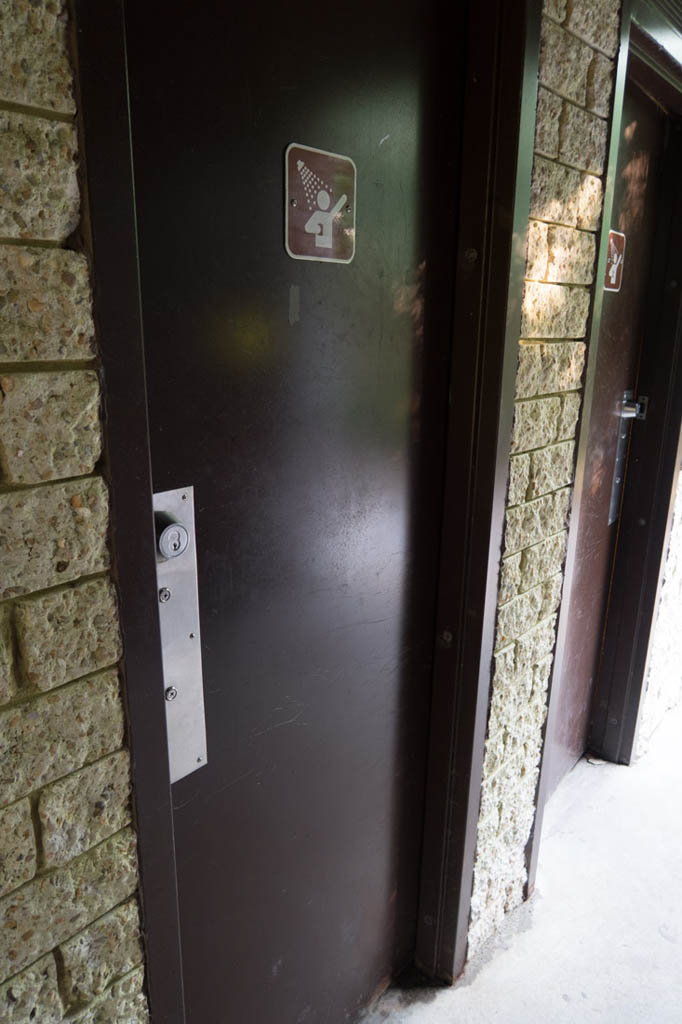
364,703,682,1024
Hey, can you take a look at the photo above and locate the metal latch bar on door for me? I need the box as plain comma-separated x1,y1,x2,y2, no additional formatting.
608,391,648,526
152,486,208,782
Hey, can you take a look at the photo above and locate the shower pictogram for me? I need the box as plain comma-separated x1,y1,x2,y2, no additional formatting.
295,157,348,249
285,143,356,264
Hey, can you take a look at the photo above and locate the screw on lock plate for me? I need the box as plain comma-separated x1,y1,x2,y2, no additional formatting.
165,686,178,702
158,587,172,603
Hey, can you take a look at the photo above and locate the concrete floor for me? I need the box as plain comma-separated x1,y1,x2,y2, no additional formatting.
365,703,682,1024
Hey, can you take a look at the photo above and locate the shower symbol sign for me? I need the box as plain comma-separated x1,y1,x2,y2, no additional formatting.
604,230,626,292
285,143,356,264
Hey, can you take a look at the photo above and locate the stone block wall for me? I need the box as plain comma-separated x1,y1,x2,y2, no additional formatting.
467,0,622,957
0,3,148,1021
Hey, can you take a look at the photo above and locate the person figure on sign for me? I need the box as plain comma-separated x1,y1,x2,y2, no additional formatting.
305,189,347,249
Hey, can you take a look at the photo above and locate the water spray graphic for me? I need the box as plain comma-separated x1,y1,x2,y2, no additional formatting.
297,159,333,210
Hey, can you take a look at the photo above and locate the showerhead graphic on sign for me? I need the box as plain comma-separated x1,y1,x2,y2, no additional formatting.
285,144,356,263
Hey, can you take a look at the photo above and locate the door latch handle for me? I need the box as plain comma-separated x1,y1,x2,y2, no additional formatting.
621,395,648,420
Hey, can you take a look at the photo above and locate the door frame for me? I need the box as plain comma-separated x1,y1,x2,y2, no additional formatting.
72,0,541,1016
70,4,186,1019
70,2,186,1020
590,57,682,763
527,0,682,893
415,0,542,983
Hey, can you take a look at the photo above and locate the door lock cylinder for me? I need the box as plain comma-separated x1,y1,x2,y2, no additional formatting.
155,510,190,559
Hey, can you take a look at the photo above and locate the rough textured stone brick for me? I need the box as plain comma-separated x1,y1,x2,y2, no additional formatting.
530,156,581,226
467,906,496,962
0,669,124,807
0,0,75,114
511,397,561,453
499,780,540,848
559,104,609,174
481,769,538,850
542,573,564,616
528,440,575,497
0,113,78,241
483,724,509,770
477,724,524,786
39,750,131,868
481,731,507,793
474,813,500,860
0,371,101,484
0,829,137,979
509,693,545,749
0,246,95,363
0,954,62,1023
472,259,581,958
489,670,533,736
0,800,36,898
565,0,621,57
516,341,585,399
558,390,582,438
492,644,516,683
504,488,571,554
534,653,554,697
519,532,568,591
469,841,526,958
526,220,548,280
496,585,544,650
543,0,567,24
0,477,109,601
515,615,557,672
530,159,603,232
0,605,17,706
521,282,590,339
586,52,615,116
494,753,540,811
490,740,540,788
508,454,530,505
477,793,532,871
499,553,521,604
539,20,593,106
74,967,148,1024
564,287,590,336
15,578,121,692
546,226,595,284
60,899,143,1008
576,173,603,230
534,87,562,159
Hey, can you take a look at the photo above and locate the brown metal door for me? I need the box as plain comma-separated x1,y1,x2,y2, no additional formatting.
124,1,466,1020
545,77,666,792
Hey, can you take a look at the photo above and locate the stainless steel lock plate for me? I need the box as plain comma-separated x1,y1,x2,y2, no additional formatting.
608,392,633,526
153,486,207,782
